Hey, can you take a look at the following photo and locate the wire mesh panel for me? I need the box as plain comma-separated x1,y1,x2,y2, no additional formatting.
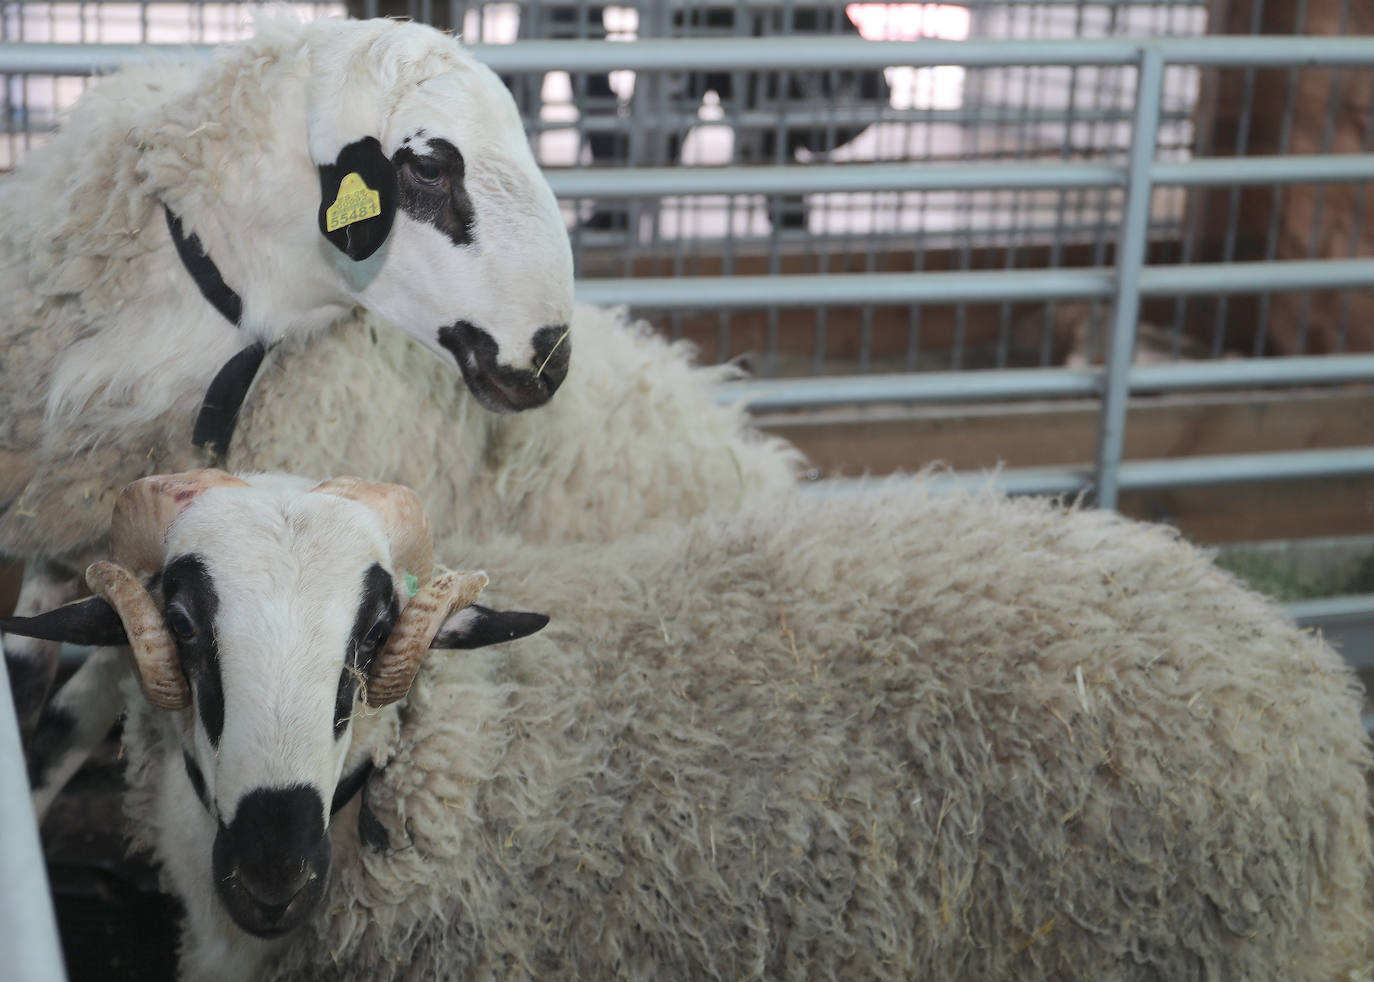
0,0,1371,378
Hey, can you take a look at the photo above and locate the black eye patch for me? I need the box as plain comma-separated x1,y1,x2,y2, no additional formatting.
393,138,476,248
161,556,224,747
335,564,397,738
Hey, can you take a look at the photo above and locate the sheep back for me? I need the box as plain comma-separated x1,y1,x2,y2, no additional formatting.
0,303,802,568
265,486,1373,981
230,303,804,546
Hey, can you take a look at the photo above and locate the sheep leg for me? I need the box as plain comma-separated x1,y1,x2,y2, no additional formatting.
4,562,81,734
27,645,128,819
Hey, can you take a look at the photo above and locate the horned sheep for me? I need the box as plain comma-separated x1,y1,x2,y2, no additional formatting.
6,470,1370,981
0,12,802,717
1,12,579,720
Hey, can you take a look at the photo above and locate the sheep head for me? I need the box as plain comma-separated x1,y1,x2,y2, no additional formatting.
1,470,548,939
303,18,574,413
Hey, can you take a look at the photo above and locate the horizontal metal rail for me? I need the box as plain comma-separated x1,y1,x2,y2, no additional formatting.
809,446,1374,499
5,35,1374,77
548,162,1125,197
575,257,1374,309
717,353,1374,412
547,153,1374,198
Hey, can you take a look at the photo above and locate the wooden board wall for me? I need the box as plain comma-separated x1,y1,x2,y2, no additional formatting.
758,385,1374,543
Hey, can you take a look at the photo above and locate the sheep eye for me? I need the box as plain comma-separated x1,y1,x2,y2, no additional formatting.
166,606,197,643
363,618,391,651
403,160,447,191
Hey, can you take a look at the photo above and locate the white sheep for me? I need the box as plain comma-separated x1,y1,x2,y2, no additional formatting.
17,303,803,812
0,13,575,718
7,470,1370,981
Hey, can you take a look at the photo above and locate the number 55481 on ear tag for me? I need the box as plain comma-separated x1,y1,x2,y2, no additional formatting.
326,172,382,232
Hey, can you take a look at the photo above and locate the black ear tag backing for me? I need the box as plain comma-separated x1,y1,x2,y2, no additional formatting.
317,137,399,261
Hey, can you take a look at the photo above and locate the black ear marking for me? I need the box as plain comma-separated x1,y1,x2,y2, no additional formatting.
317,137,399,261
0,597,129,647
429,605,549,650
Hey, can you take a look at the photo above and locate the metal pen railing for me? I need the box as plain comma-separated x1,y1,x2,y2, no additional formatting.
2,31,1374,979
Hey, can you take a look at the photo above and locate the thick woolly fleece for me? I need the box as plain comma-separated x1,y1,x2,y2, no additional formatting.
0,13,582,568
0,303,801,566
123,485,1372,980
231,303,803,547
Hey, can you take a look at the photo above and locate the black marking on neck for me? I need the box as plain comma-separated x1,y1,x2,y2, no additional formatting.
357,786,390,851
163,205,267,460
331,758,374,815
394,138,476,248
184,749,213,817
164,206,243,326
193,341,268,460
162,556,225,748
336,565,397,739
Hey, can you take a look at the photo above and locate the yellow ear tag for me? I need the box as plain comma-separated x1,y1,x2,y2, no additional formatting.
325,172,382,232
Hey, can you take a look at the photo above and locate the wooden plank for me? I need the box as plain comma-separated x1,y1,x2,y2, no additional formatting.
761,386,1374,474
1121,478,1374,544
757,386,1374,543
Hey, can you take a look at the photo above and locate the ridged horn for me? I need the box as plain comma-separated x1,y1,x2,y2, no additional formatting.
102,469,248,709
86,560,189,710
309,478,435,582
111,469,250,576
365,570,488,707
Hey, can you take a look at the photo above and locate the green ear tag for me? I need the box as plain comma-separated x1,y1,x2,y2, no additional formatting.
325,172,382,232
404,573,420,598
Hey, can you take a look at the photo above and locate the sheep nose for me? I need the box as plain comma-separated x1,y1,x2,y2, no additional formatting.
438,320,571,413
530,324,571,394
212,785,331,936
236,858,312,908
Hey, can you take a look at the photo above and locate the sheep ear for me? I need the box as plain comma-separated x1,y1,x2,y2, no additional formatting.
317,137,399,262
0,597,130,647
428,604,549,650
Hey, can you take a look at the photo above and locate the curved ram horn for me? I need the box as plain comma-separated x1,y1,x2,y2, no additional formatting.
85,561,189,710
366,570,488,707
309,478,435,583
111,469,250,575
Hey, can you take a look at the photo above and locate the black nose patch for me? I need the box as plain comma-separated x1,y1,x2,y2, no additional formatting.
438,321,570,413
213,785,330,937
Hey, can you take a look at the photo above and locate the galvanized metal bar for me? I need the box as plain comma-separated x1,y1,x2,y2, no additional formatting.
575,267,1115,309
575,258,1374,310
472,36,1374,72
544,153,1374,201
1142,257,1374,295
1117,446,1374,489
717,367,1103,411
0,657,67,982
546,161,1126,198
1151,153,1374,186
7,36,1374,79
1288,594,1374,671
1095,48,1164,511
716,352,1374,412
1129,353,1374,391
804,446,1374,500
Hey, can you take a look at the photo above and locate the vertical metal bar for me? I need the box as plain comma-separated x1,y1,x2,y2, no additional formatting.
1094,47,1164,512
0,657,67,982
